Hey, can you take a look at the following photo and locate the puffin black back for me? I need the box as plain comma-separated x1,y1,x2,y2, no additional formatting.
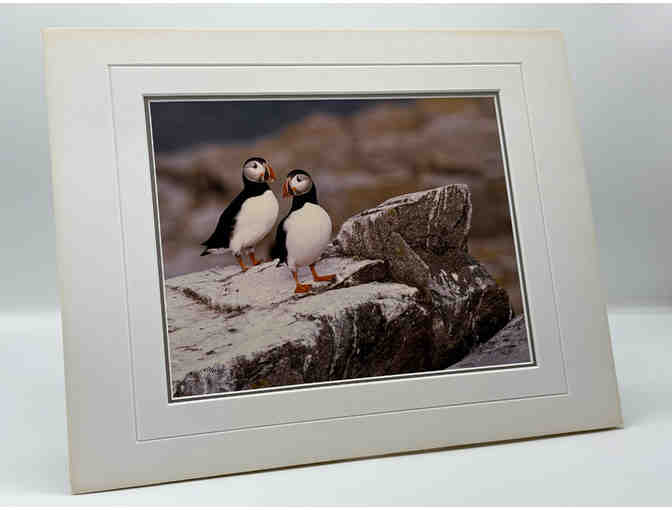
200,179,271,253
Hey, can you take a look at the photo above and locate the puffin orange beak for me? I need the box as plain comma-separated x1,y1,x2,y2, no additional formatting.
282,179,291,198
267,165,276,183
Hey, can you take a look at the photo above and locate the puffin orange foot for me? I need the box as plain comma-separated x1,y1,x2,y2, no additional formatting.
294,283,312,294
249,253,262,266
310,264,336,282
313,273,336,282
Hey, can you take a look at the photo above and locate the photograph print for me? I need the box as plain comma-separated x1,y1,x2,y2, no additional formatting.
149,95,533,399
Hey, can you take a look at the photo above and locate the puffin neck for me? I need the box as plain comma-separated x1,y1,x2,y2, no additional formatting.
243,178,271,196
290,186,318,211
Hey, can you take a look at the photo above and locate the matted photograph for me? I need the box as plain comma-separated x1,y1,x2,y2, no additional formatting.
149,96,533,398
45,29,622,493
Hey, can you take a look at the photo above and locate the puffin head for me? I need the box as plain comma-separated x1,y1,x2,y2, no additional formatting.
282,169,313,198
242,157,276,183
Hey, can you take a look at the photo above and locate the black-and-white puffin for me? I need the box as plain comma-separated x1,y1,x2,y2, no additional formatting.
272,169,336,293
200,157,279,272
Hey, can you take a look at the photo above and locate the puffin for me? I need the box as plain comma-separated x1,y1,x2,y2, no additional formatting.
272,169,336,293
200,157,279,272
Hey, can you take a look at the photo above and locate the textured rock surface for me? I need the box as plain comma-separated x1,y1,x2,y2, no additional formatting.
170,274,432,396
168,185,518,397
331,185,511,367
450,315,530,369
334,185,472,259
167,256,389,315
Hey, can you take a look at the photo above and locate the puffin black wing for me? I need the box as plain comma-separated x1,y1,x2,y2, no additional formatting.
270,215,289,265
200,192,247,255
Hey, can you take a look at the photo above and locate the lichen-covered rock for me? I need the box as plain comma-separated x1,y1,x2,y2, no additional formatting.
170,279,432,396
169,185,518,397
450,315,530,369
167,256,389,315
333,184,472,259
331,185,511,367
424,251,513,367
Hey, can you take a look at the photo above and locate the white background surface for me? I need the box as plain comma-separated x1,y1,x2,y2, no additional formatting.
1,3,671,504
1,310,670,504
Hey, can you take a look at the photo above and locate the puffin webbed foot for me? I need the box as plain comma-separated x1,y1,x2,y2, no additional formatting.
249,253,262,266
310,264,336,282
292,271,312,293
294,283,313,294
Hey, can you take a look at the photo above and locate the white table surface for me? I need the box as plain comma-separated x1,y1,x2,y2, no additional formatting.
2,308,670,505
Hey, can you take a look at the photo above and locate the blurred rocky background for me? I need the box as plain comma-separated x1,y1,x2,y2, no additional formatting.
151,97,523,313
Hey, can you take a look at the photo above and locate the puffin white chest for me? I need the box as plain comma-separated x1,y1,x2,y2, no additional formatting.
284,203,332,269
230,190,279,253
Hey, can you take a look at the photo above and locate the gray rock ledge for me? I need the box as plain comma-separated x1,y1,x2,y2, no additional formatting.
169,185,516,397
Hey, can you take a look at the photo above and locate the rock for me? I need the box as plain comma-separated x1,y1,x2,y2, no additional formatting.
450,315,530,369
167,256,389,314
169,185,516,397
170,277,433,395
333,184,472,258
331,185,511,366
424,251,513,367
